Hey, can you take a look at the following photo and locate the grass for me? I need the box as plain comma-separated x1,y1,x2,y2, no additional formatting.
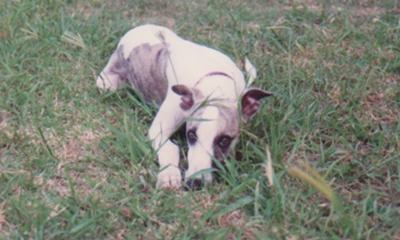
1,0,399,239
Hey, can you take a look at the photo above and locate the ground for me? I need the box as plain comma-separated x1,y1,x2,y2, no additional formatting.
0,0,399,239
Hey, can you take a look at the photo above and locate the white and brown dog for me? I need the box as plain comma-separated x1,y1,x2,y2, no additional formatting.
97,24,271,190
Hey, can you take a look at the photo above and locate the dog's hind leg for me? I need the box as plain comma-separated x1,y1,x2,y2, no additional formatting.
96,46,128,91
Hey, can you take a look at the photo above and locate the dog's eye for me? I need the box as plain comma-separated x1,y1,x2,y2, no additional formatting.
217,135,232,150
187,129,197,145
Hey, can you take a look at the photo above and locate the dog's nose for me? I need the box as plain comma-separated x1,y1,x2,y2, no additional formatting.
184,179,203,191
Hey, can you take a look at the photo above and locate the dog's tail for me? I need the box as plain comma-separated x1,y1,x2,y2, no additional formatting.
244,57,257,86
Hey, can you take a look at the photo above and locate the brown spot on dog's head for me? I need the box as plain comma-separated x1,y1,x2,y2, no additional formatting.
185,103,240,162
212,105,240,160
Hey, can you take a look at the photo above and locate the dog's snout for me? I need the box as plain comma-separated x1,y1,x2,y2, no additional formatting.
184,179,203,191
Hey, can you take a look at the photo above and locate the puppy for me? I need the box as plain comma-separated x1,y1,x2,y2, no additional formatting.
97,24,271,190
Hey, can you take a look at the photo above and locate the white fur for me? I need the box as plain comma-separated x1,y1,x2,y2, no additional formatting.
148,93,185,188
185,106,219,183
97,24,254,189
113,25,246,95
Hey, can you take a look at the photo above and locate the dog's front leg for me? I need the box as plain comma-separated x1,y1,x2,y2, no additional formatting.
148,98,184,189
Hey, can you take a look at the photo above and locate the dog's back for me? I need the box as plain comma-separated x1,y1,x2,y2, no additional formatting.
119,25,246,97
97,24,246,104
118,24,178,58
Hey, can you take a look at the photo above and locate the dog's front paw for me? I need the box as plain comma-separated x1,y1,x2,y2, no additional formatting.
156,166,182,189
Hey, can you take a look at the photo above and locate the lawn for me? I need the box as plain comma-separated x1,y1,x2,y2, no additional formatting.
0,0,399,239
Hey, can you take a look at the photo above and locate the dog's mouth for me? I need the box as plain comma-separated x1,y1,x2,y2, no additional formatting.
181,158,227,191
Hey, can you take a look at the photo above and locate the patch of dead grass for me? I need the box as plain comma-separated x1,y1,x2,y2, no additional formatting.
361,90,399,125
0,111,10,153
282,0,389,23
218,209,261,240
112,228,126,240
0,111,10,127
181,192,261,239
352,6,386,17
186,192,220,221
282,142,324,166
0,31,7,39
284,0,322,12
328,83,342,107
292,46,318,69
67,1,112,20
12,118,105,168
0,204,6,232
32,161,109,208
56,129,103,171
218,209,245,227
15,121,111,200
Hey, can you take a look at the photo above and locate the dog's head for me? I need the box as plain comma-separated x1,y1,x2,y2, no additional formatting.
172,84,272,189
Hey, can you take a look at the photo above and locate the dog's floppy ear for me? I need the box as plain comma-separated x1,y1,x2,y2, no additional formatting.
241,88,272,122
171,84,194,110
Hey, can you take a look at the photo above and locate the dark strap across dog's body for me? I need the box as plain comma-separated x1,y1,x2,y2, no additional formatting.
203,71,233,80
195,71,234,87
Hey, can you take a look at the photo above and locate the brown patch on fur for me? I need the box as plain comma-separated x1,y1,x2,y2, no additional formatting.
214,105,240,159
217,104,240,137
186,102,240,160
185,98,241,162
124,43,169,105
107,43,169,104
